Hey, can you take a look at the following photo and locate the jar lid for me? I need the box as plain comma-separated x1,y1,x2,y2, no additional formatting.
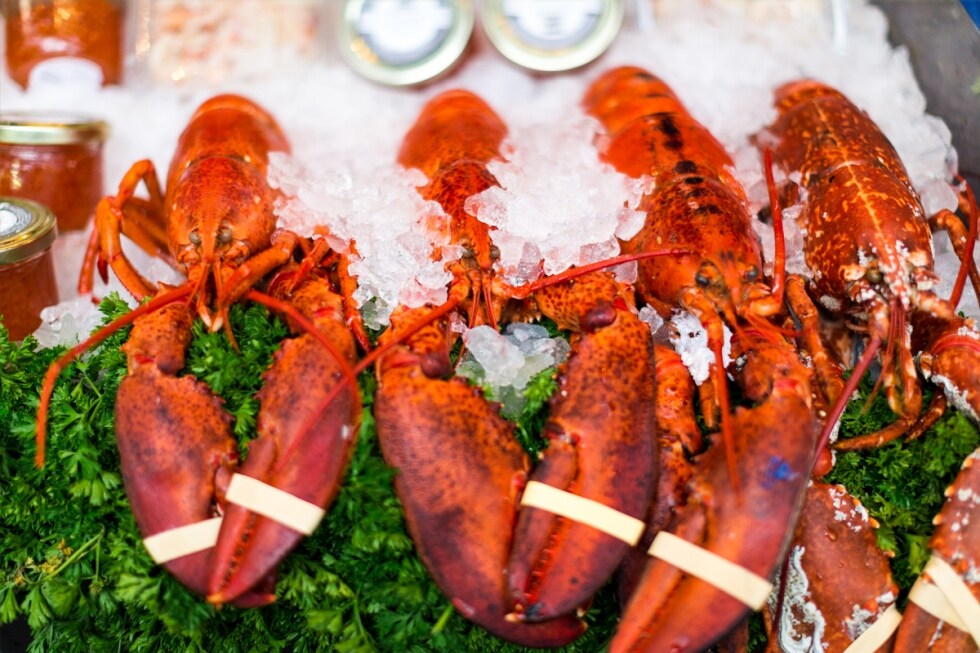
482,0,623,72
0,197,58,265
338,0,475,86
0,113,110,145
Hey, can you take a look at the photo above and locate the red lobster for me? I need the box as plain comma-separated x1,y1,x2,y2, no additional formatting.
764,80,979,454
584,66,818,652
36,95,360,606
372,89,669,645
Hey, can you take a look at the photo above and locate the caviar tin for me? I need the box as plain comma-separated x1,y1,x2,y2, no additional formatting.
481,0,623,72
337,0,475,86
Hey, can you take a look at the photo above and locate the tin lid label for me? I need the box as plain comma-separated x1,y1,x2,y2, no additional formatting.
358,0,454,65
502,0,604,50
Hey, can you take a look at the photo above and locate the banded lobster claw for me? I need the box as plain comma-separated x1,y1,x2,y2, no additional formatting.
893,447,980,652
611,329,816,653
765,482,900,653
208,268,359,604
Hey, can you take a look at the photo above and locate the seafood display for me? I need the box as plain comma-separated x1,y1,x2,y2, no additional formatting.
4,3,980,653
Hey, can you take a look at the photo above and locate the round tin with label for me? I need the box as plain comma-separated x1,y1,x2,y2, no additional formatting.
338,0,475,86
481,0,623,72
0,197,59,341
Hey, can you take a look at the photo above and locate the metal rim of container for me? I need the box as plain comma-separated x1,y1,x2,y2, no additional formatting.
481,0,624,73
0,197,58,265
337,0,475,87
0,113,110,145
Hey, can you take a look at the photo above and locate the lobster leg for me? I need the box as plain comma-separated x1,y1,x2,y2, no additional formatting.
374,306,586,647
611,331,816,653
893,448,980,653
115,297,276,607
507,273,657,622
208,272,358,605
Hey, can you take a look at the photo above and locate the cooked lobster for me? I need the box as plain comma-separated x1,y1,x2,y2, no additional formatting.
764,80,978,453
585,66,817,653
36,95,360,607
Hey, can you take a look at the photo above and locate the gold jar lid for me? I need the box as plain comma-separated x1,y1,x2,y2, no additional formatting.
0,113,110,145
338,0,475,86
481,0,623,72
0,197,58,265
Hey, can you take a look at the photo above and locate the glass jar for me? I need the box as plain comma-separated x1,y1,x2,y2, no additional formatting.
338,0,474,86
0,114,110,232
481,0,623,72
0,197,59,342
3,0,124,88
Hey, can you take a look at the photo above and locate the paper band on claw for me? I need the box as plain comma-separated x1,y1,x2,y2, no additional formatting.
142,517,223,564
225,474,325,536
842,604,901,653
908,556,980,645
519,481,645,546
647,531,773,610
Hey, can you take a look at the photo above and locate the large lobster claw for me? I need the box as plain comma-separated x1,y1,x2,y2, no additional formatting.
767,482,900,652
116,300,277,607
208,273,359,604
506,275,657,622
374,307,586,647
893,447,980,652
611,330,816,653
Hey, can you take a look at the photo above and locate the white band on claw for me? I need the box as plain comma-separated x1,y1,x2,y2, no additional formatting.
646,530,773,610
908,556,980,645
842,604,902,653
225,473,325,536
519,480,646,546
142,517,223,564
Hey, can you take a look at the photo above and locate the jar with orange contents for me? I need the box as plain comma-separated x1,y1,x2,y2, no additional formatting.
3,0,124,88
0,197,59,342
0,114,109,232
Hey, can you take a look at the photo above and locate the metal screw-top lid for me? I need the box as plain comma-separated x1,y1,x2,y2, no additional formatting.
0,197,58,265
482,0,623,72
0,113,110,145
338,0,475,86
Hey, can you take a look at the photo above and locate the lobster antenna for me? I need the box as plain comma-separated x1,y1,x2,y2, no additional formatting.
762,148,788,309
948,177,978,309
507,248,692,299
712,335,740,494
812,333,883,466
35,284,194,467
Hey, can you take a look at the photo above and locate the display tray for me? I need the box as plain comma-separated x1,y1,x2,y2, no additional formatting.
0,0,980,653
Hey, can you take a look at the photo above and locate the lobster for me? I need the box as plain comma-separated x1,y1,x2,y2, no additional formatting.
763,80,979,454
372,88,668,645
584,66,818,653
893,446,980,652
36,95,360,606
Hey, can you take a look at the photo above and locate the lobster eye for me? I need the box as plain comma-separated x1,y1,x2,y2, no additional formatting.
744,266,759,282
188,229,202,246
695,271,711,287
865,268,883,284
462,247,475,260
489,245,501,261
217,226,233,244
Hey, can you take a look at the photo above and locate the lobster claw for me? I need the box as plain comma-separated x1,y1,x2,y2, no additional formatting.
506,286,657,623
611,331,816,653
767,482,900,652
115,301,277,607
893,447,980,652
915,315,980,429
208,276,358,605
374,307,586,647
